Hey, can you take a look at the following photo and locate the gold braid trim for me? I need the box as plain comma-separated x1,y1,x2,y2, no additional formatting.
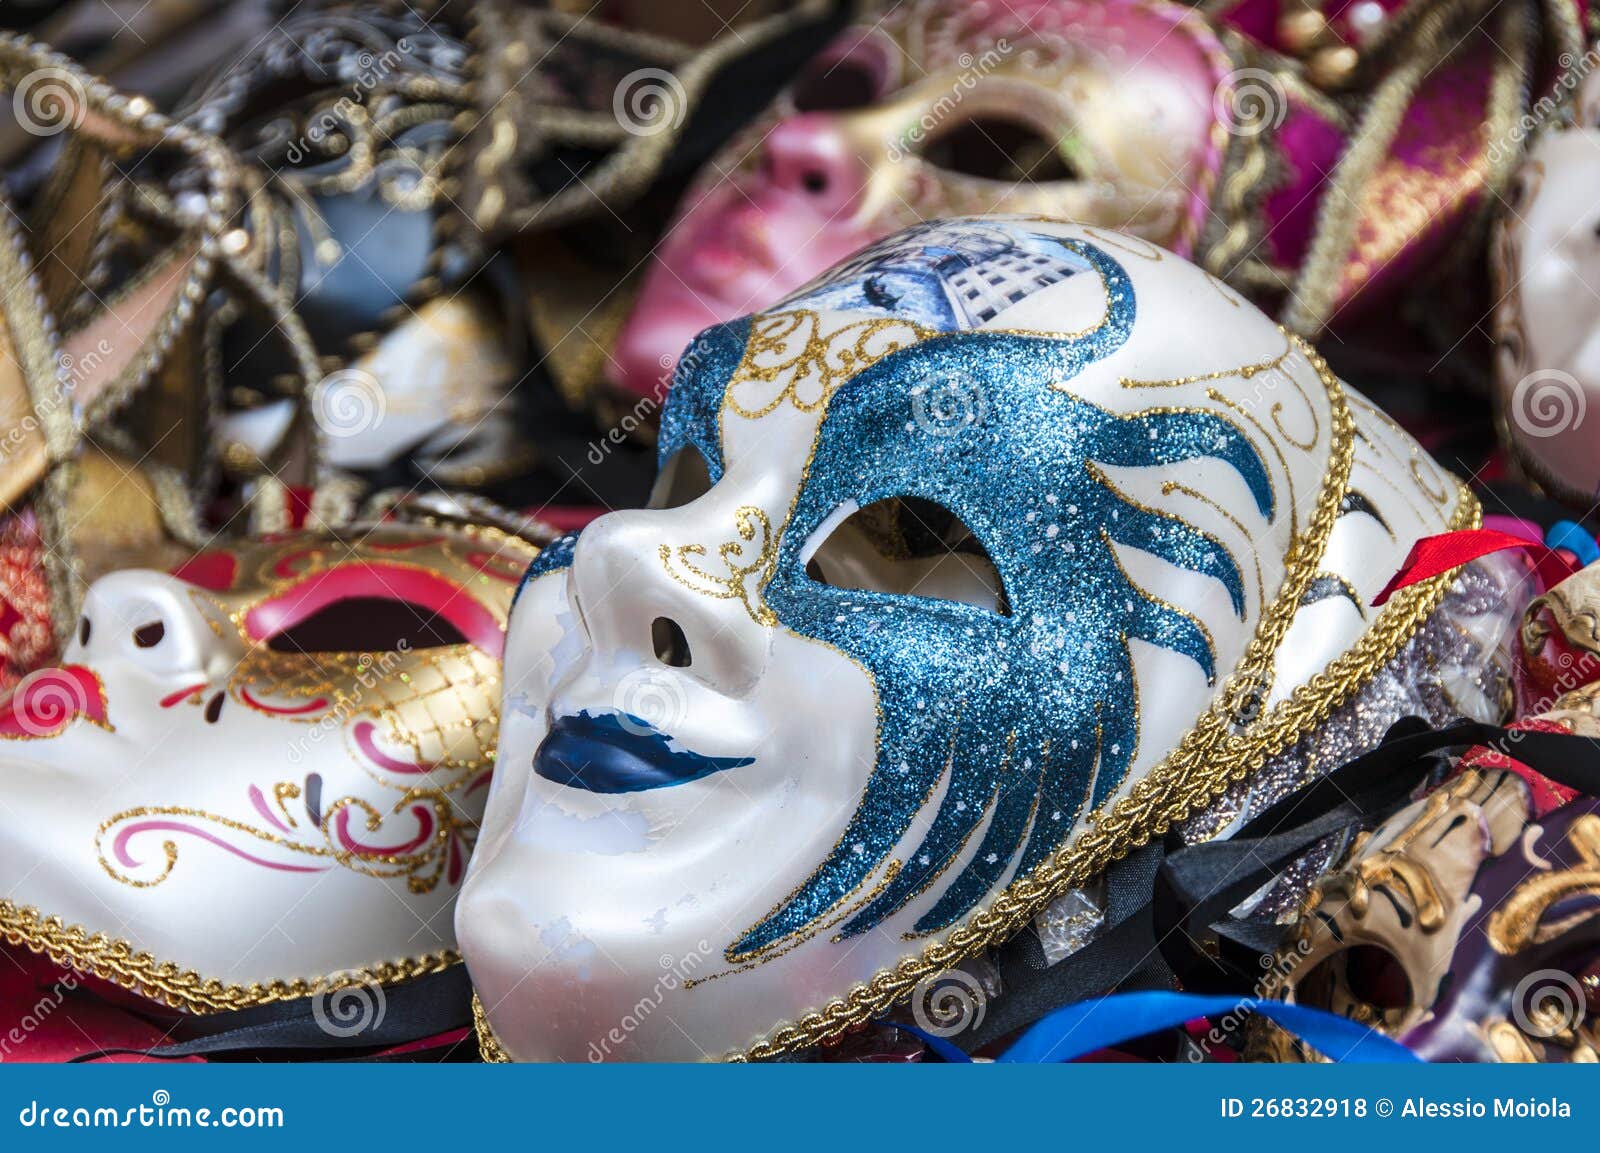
474,993,511,1063
1281,0,1472,334
0,899,459,1014
731,342,1477,1062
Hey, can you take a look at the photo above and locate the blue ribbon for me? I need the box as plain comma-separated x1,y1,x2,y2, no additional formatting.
1546,520,1600,568
995,992,1420,1063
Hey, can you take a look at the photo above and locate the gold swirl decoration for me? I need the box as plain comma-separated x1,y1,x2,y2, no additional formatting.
726,310,930,419
95,786,475,897
658,505,780,626
1488,814,1600,954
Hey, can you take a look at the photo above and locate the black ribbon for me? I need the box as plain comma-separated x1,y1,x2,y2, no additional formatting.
960,717,1600,1053
69,965,474,1063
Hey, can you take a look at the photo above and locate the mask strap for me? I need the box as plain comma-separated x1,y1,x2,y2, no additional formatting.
958,717,1600,1056
994,992,1421,1064
67,966,474,1063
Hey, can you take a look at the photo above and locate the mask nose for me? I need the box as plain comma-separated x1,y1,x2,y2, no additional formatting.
569,505,774,697
756,114,863,215
69,570,240,682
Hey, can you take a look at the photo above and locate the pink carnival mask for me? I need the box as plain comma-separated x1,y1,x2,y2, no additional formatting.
611,0,1232,401
0,518,538,1014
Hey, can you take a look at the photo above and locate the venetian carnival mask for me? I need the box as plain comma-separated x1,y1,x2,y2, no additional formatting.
461,216,1485,1061
1264,738,1600,1063
610,0,1232,402
0,516,538,1013
173,2,529,488
1492,70,1600,504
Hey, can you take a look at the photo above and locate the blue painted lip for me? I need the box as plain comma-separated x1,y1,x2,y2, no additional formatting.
534,710,755,793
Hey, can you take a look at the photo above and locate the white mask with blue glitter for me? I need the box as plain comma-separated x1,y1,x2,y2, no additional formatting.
461,217,1482,1061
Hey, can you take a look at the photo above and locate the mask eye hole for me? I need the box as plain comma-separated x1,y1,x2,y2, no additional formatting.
78,616,90,647
802,495,1009,615
264,598,469,654
133,621,165,648
919,114,1079,183
1297,944,1414,1029
790,55,881,113
652,616,692,668
649,447,713,510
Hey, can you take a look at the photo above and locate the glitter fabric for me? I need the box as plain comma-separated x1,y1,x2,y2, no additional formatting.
1180,551,1526,919
515,530,579,606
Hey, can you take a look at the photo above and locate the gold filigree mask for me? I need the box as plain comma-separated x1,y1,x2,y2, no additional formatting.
1267,755,1600,1062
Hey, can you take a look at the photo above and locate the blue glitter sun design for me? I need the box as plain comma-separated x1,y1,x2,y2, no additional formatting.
534,230,1275,958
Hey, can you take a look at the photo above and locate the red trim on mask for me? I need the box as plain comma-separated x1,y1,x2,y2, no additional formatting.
170,551,239,592
241,563,504,657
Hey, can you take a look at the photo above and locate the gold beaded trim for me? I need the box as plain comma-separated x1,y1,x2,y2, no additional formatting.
0,898,458,1015
473,993,511,1063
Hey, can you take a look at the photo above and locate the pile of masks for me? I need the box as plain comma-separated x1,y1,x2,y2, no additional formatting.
0,0,1596,1065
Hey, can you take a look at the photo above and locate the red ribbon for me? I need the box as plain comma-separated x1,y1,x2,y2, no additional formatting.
1372,528,1579,606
